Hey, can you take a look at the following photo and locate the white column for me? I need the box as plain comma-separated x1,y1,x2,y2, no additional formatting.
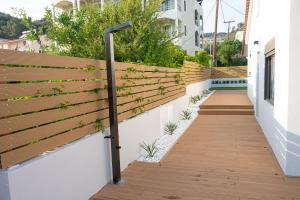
73,0,77,14
77,0,81,11
101,0,104,11
51,5,56,20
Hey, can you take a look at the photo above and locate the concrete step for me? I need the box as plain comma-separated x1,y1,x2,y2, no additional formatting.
198,108,254,115
201,105,254,110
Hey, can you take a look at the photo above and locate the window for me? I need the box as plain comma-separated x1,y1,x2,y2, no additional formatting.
195,31,199,46
264,54,275,105
195,10,199,26
163,25,172,37
184,26,187,36
178,20,182,34
199,15,203,29
184,1,186,11
264,38,275,105
160,0,174,11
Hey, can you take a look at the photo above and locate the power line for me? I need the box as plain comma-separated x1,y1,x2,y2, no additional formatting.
219,0,228,31
203,1,216,26
222,0,245,16
220,0,226,21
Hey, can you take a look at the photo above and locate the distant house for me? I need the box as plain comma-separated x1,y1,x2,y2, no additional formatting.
52,0,204,55
246,0,300,176
0,33,51,53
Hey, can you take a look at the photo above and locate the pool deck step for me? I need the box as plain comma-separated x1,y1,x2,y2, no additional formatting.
201,105,254,109
198,108,254,115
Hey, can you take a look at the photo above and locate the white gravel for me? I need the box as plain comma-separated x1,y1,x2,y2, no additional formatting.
137,90,215,163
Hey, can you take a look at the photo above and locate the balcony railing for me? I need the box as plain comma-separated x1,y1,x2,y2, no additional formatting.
159,0,175,12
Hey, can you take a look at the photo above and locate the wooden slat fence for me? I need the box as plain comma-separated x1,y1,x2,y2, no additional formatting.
182,61,211,85
0,50,209,169
211,66,247,79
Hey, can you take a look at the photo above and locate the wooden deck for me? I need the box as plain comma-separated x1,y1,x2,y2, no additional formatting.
90,91,300,200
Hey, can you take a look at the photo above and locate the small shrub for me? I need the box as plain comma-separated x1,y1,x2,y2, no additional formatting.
95,119,105,132
140,140,159,158
164,122,178,135
185,55,197,62
158,85,166,95
174,73,182,84
59,101,71,110
181,110,192,120
190,95,201,104
202,89,211,96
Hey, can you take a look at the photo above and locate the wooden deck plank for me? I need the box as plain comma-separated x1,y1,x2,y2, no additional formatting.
90,91,300,200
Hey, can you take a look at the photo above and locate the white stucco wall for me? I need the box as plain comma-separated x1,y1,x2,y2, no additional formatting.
286,0,300,175
247,0,300,176
0,80,211,200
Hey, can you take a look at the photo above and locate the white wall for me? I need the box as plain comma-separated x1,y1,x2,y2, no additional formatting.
0,80,211,200
247,0,300,176
286,0,300,176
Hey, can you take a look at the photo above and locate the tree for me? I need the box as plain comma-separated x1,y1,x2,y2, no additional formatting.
0,12,27,39
42,0,184,68
195,50,211,67
217,40,244,66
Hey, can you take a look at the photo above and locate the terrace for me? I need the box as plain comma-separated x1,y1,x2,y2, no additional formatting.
90,90,300,199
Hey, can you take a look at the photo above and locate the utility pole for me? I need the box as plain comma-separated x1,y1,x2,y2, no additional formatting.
242,0,250,55
224,20,235,40
213,0,220,66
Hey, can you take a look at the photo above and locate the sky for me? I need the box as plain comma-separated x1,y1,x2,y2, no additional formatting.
0,0,246,33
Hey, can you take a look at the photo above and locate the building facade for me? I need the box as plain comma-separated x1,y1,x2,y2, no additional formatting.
0,33,51,53
52,0,204,55
246,0,300,176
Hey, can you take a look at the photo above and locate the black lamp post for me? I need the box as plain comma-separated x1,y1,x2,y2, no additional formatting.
104,21,133,184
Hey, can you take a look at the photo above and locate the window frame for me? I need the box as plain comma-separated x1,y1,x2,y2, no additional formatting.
264,52,275,105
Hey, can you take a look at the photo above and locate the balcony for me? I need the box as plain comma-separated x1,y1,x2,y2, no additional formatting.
159,0,175,12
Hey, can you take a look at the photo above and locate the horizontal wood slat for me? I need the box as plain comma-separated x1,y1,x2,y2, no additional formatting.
0,82,180,118
0,49,106,69
0,49,178,72
0,88,184,153
182,61,211,86
0,85,182,135
0,77,178,100
0,118,110,168
0,50,213,169
0,66,178,82
211,66,247,78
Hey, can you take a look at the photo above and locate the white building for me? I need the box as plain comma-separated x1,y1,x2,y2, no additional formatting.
0,32,51,53
52,0,204,55
246,0,300,176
